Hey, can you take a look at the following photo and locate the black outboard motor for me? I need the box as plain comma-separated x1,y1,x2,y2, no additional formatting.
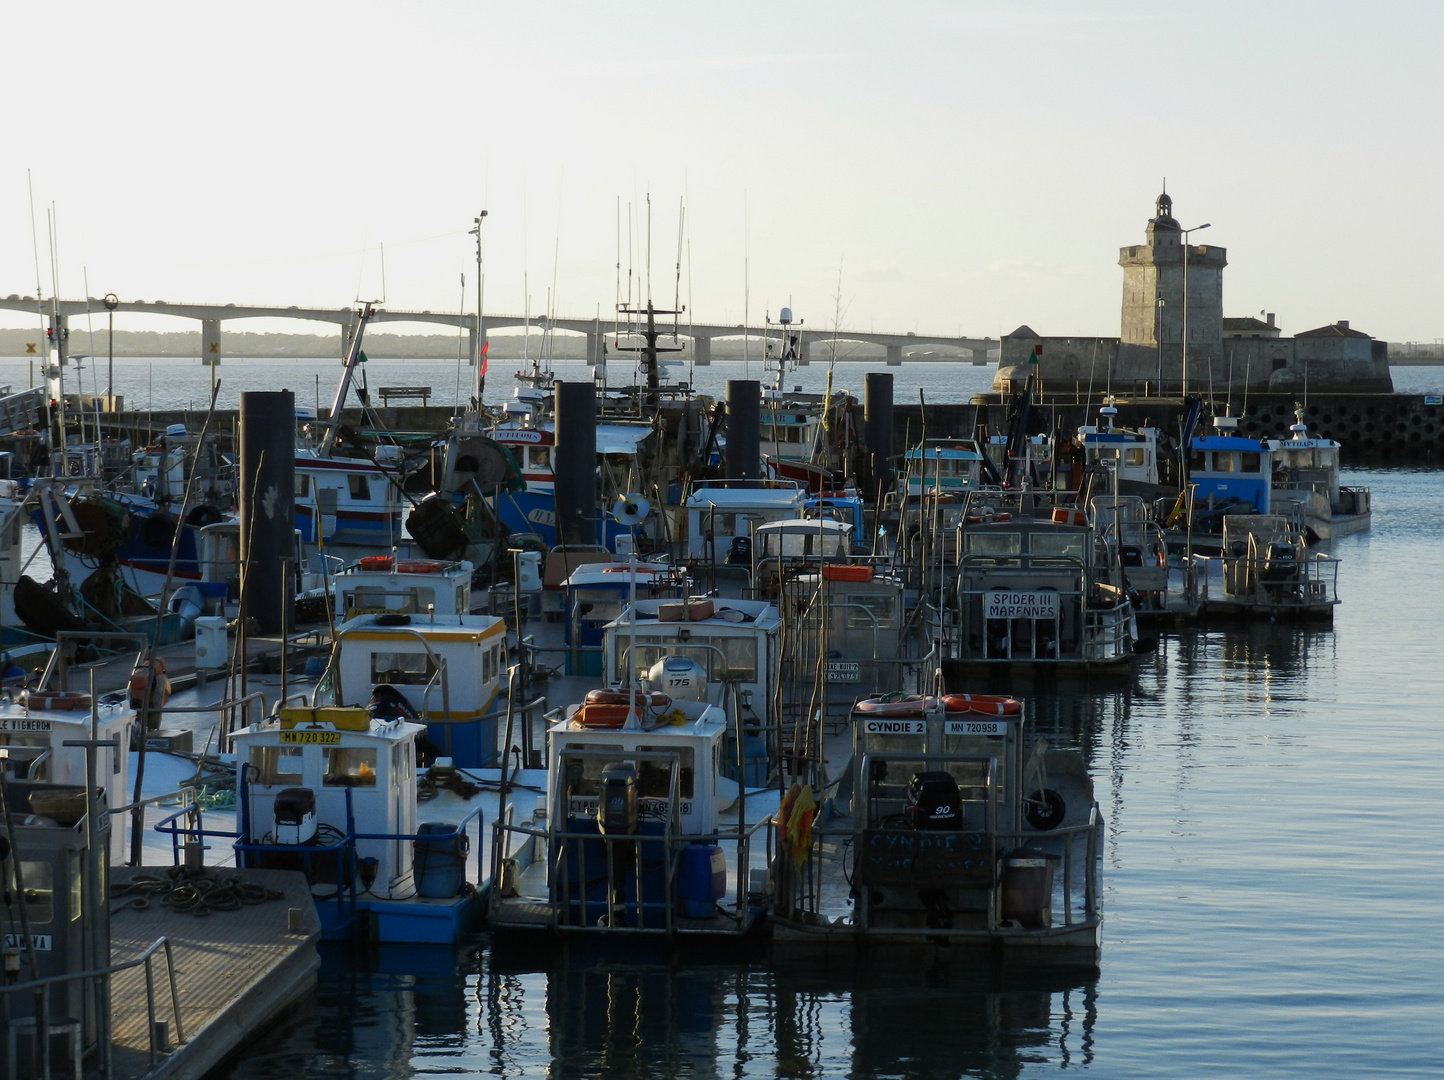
905,772,962,831
725,534,752,566
597,762,638,926
369,684,419,724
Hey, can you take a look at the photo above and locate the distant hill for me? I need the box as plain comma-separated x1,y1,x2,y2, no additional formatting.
0,327,580,360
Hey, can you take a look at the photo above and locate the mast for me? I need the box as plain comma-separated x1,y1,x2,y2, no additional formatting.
614,301,684,407
319,301,377,456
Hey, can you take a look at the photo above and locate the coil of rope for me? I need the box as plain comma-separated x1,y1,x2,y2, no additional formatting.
112,866,284,916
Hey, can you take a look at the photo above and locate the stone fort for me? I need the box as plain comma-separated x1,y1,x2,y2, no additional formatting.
996,191,1393,394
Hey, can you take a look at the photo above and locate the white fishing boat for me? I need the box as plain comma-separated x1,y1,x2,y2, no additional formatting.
1265,407,1372,541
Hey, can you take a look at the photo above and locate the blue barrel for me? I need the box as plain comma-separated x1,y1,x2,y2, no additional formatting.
676,843,726,918
413,822,467,898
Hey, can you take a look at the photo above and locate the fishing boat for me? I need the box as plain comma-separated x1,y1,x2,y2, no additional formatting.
486,597,778,939
944,491,1137,671
1194,513,1341,621
1076,398,1171,502
1265,406,1372,541
770,692,1101,963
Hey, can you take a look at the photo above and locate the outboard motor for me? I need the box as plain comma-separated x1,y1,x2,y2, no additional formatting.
369,684,419,723
725,534,751,566
274,787,317,845
648,656,708,702
597,762,638,926
905,772,962,831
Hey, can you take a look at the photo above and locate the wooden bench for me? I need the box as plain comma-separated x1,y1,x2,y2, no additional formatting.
377,386,432,407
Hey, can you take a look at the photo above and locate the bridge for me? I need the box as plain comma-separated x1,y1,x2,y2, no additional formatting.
0,294,994,367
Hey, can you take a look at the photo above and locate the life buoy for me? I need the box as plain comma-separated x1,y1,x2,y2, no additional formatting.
128,658,172,710
854,694,929,717
574,703,632,729
776,783,817,868
20,690,93,712
186,504,225,527
357,556,395,571
939,693,1022,717
583,689,671,709
394,560,447,574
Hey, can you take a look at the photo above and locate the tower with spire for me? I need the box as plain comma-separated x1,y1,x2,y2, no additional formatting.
1118,188,1227,385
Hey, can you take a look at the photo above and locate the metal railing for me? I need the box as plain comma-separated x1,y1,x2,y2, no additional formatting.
0,935,184,1076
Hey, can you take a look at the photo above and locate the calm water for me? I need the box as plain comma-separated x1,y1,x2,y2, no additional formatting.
202,463,1444,1079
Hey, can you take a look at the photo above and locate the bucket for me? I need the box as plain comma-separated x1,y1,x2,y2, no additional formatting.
413,822,468,898
676,842,726,919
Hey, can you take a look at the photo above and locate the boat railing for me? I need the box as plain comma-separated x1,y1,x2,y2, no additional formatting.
1200,535,1342,607
0,934,186,1076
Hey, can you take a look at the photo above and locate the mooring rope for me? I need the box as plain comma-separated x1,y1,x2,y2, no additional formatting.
111,866,284,916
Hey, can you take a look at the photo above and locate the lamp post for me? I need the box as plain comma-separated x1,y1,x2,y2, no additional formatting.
1154,297,1166,393
469,211,488,406
1180,223,1210,395
103,293,118,409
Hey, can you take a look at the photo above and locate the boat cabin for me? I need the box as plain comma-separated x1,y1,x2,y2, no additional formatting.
1189,416,1273,515
1266,412,1342,507
791,565,913,693
333,557,474,620
294,450,409,548
752,518,854,592
319,612,507,766
0,692,136,862
954,514,1133,666
902,444,985,497
684,482,807,563
561,562,690,676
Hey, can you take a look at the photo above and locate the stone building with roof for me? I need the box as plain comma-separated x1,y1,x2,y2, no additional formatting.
996,193,1392,394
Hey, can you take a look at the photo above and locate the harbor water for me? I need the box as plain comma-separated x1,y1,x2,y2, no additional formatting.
7,356,1443,1076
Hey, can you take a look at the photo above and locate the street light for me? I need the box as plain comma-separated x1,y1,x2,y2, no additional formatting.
469,211,488,406
1155,297,1166,392
103,293,119,410
1180,223,1210,395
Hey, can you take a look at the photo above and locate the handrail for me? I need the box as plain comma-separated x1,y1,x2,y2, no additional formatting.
0,935,186,1069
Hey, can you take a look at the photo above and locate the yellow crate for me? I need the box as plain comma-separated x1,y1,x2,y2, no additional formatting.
278,706,371,731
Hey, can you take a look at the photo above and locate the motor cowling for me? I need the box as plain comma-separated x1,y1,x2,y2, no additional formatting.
905,771,962,831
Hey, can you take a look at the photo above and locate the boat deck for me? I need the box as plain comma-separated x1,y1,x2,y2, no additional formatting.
108,866,320,1080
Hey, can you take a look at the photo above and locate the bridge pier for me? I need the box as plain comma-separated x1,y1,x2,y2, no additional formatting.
797,338,811,366
585,331,601,365
971,347,989,366
886,344,903,366
202,319,222,367
693,336,711,366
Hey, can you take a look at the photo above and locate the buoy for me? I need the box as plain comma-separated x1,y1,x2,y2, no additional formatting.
939,693,1022,717
20,690,93,712
854,694,929,716
394,559,447,574
128,658,172,710
357,556,395,571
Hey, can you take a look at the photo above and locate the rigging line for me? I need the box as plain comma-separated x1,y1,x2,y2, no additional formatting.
454,272,466,414
380,241,387,306
684,175,694,385
674,195,684,337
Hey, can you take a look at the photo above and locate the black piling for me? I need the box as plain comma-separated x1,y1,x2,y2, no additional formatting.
239,390,295,634
864,372,895,497
725,380,761,482
553,381,597,546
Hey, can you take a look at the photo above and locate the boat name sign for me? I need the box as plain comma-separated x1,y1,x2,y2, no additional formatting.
0,717,52,732
864,718,927,735
985,590,1059,620
3,933,52,951
824,661,860,682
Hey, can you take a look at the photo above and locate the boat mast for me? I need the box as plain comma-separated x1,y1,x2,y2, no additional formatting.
320,301,377,457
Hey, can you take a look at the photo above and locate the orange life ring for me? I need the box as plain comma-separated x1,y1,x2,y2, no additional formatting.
357,555,395,571
854,695,929,717
575,703,632,729
128,658,172,710
583,689,671,709
939,693,1022,717
394,560,447,574
21,690,94,712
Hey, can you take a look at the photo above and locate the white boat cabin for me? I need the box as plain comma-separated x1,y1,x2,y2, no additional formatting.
333,557,474,620
232,708,421,901
0,693,136,862
605,598,781,737
684,483,807,563
902,444,985,496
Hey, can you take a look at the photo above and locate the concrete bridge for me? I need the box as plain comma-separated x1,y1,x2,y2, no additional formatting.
0,294,994,367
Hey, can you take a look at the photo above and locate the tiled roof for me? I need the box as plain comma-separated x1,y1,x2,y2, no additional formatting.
1296,322,1371,339
1223,317,1274,332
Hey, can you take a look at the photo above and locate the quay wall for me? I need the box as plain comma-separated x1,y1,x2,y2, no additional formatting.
89,394,1443,465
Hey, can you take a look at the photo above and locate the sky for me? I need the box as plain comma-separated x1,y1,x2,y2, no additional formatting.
3,1,1443,345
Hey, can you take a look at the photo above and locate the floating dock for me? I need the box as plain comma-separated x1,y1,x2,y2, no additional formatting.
107,867,319,1080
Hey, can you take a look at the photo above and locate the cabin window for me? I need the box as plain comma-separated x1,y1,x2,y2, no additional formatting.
1211,452,1235,473
845,594,897,629
5,861,52,924
1031,533,1085,558
250,745,305,787
1190,449,1206,472
348,474,372,500
391,744,407,787
1123,448,1146,468
628,635,758,682
560,749,623,797
700,511,737,536
637,746,695,798
295,474,309,497
70,852,83,921
456,586,468,613
323,747,377,787
965,532,1022,555
370,651,437,686
1240,452,1262,473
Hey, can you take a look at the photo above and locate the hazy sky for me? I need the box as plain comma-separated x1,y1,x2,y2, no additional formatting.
4,1,1442,344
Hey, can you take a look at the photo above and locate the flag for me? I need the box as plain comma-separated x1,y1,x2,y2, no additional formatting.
478,339,489,376
1029,344,1041,365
